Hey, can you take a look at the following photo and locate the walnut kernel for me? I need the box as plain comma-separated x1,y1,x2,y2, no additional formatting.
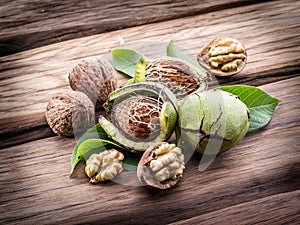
197,37,247,76
85,149,124,183
137,142,185,189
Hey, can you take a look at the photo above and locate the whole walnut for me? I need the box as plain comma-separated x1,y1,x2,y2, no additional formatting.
179,89,249,154
135,57,208,99
46,91,95,136
68,57,117,108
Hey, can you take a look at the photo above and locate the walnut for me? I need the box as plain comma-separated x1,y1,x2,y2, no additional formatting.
45,91,95,136
197,37,247,76
179,89,249,154
112,95,161,140
144,58,207,98
137,142,185,189
68,57,117,108
99,82,178,152
85,149,124,183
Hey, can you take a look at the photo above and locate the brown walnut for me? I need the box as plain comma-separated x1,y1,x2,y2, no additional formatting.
98,82,178,152
144,59,207,98
45,91,95,136
68,57,117,107
112,95,161,140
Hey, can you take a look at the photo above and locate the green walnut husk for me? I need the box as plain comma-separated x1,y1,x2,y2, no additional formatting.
178,89,249,154
99,82,178,152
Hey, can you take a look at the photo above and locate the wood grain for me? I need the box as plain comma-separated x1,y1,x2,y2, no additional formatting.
0,0,268,56
1,0,299,148
171,190,300,225
1,1,299,223
0,76,299,224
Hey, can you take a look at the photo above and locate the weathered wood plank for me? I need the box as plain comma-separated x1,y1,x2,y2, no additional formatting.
0,0,299,148
171,190,300,225
0,77,299,224
0,0,269,56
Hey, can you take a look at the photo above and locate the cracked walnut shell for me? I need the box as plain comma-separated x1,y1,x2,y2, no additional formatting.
85,149,124,183
68,57,117,107
137,142,185,189
45,91,95,136
197,37,247,76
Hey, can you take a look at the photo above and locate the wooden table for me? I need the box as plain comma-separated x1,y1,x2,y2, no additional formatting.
1,1,299,224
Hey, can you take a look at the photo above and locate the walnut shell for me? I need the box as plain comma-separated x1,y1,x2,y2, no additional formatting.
99,82,178,152
46,91,95,136
68,57,117,107
137,142,185,189
197,37,247,76
112,95,161,140
144,58,207,99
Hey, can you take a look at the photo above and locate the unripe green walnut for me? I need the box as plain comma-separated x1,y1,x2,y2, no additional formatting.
99,82,178,152
178,90,249,154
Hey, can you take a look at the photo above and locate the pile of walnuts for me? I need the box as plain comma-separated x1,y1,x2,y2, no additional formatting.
45,37,247,190
45,57,118,137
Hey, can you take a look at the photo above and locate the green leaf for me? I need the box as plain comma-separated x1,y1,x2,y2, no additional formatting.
70,124,108,175
78,139,123,163
77,139,140,172
166,40,197,66
122,151,142,171
70,124,141,175
111,49,142,77
219,85,280,132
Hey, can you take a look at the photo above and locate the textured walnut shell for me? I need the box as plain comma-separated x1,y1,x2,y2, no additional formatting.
197,37,247,76
144,58,208,99
99,82,178,152
137,142,181,189
46,91,95,136
68,57,117,107
112,95,161,140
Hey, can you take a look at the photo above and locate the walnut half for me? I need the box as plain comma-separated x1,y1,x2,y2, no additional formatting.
85,149,124,183
137,142,185,189
197,37,247,76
